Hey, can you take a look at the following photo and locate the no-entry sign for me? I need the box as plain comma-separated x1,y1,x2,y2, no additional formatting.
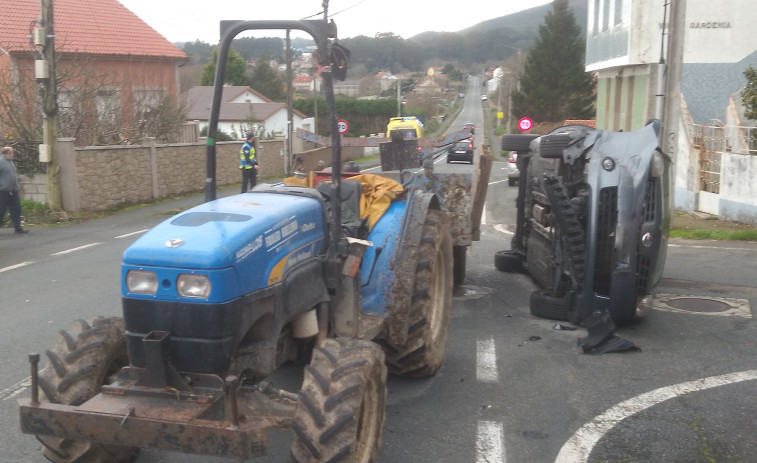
518,117,533,132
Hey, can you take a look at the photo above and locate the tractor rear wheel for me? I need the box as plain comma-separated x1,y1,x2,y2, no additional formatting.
36,317,137,463
291,338,387,463
382,209,453,377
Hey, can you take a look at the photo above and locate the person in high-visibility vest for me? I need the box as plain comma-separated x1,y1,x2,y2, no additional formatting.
240,132,259,193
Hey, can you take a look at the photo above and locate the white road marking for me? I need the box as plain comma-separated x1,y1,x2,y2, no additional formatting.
0,376,31,401
476,337,499,383
554,370,757,463
0,261,34,273
51,242,102,256
481,203,487,225
489,179,508,186
115,229,149,239
476,420,506,463
493,224,514,235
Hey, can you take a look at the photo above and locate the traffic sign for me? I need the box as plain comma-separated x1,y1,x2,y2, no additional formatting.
337,119,349,134
518,117,533,132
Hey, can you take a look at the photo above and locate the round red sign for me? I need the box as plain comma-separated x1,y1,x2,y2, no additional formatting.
518,117,533,132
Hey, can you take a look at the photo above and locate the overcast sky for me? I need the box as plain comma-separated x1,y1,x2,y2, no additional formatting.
117,0,552,44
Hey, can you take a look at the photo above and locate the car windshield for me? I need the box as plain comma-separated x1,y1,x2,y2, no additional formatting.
454,142,470,150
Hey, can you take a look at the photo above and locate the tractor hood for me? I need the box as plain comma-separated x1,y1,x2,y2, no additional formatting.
123,192,326,271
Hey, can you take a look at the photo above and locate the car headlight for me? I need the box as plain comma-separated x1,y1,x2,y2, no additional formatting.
651,150,665,177
177,274,211,298
126,270,158,295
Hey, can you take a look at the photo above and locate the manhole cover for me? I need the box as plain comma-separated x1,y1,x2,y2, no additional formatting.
654,294,752,318
666,297,731,313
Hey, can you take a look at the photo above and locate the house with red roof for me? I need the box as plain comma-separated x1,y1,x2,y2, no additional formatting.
0,0,186,145
182,86,312,140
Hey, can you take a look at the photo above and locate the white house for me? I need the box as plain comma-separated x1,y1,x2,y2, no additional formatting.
182,86,311,140
585,0,757,224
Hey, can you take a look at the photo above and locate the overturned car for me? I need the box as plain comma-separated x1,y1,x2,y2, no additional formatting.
496,121,671,326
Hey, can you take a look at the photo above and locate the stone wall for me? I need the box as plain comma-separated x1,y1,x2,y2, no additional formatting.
46,138,285,212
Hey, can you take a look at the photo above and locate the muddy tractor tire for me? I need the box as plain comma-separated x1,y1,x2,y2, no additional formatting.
291,338,387,463
382,209,453,377
36,317,137,463
452,245,467,285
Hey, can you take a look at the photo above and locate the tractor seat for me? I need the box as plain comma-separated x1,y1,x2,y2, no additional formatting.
316,179,365,236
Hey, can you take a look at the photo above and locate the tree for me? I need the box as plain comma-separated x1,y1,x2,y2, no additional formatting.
200,48,248,86
511,0,595,125
249,54,285,101
743,66,757,121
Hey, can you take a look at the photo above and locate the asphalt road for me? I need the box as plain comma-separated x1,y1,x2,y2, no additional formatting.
2,79,757,463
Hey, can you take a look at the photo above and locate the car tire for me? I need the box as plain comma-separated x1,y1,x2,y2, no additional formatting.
529,290,571,321
501,134,538,152
540,133,574,158
508,177,516,186
494,250,524,272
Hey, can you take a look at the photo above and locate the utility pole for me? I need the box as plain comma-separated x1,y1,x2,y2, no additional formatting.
286,30,293,175
396,79,401,116
38,0,60,210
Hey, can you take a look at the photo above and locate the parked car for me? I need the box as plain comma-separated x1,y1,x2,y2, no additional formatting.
496,121,671,326
463,122,476,134
447,139,474,164
481,95,488,101
505,151,519,186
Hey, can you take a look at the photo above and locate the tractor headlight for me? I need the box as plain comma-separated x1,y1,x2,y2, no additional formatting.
177,274,211,298
126,270,158,295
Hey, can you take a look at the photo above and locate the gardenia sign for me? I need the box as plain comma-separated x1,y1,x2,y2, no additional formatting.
689,21,731,29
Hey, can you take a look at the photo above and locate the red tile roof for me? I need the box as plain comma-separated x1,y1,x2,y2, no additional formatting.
0,0,185,59
564,119,597,128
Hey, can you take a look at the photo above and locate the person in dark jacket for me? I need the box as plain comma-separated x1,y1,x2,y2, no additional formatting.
0,146,29,234
240,132,260,193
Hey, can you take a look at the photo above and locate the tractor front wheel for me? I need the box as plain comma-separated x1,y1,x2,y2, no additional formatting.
36,317,137,463
291,338,387,463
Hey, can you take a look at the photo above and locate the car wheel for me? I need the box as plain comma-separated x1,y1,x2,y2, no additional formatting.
508,177,516,186
540,133,574,158
530,290,571,321
501,134,538,152
494,250,524,272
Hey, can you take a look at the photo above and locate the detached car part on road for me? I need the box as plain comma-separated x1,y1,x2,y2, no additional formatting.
497,121,671,326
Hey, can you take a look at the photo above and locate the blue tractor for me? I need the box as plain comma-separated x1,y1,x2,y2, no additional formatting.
19,17,459,463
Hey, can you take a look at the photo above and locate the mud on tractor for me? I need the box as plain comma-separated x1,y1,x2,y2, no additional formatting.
18,16,488,463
